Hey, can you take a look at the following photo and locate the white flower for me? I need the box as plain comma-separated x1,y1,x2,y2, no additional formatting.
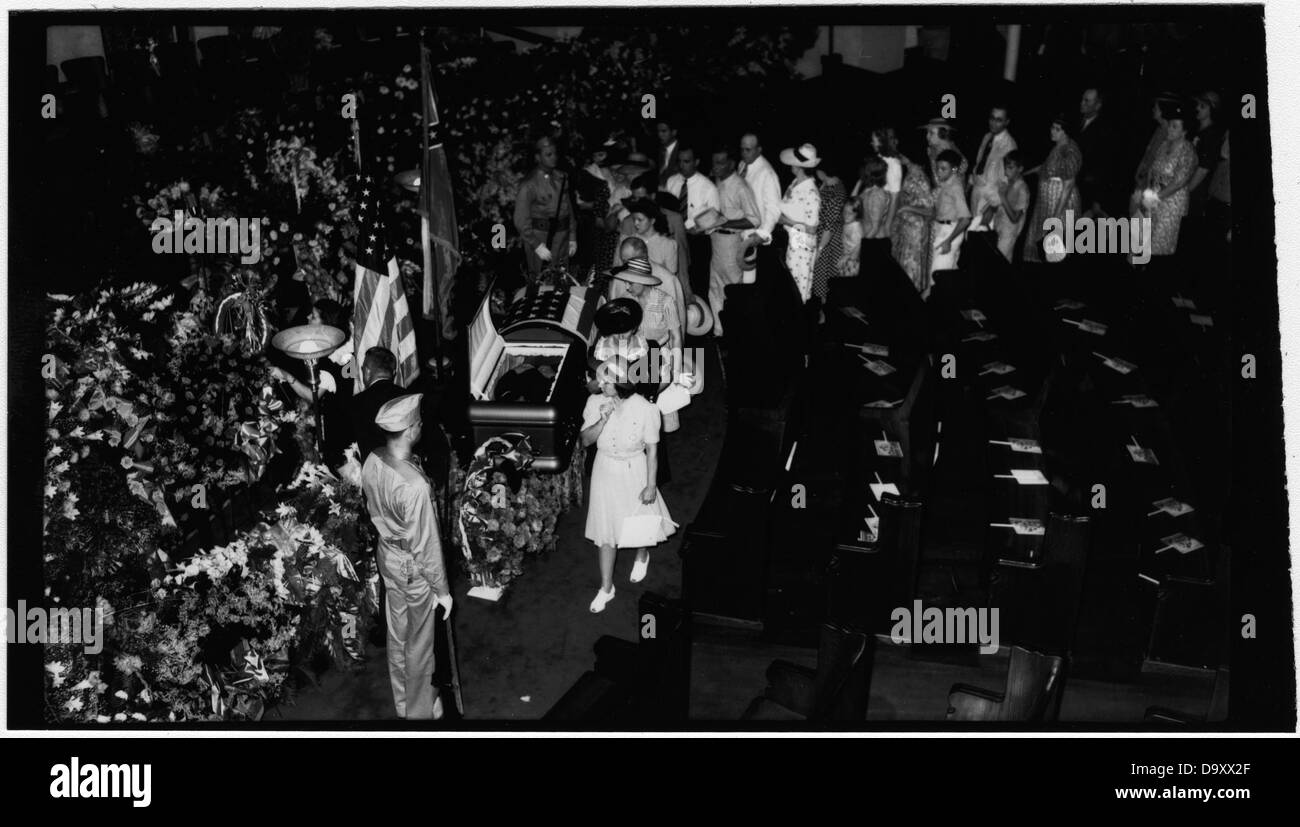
46,662,68,688
113,712,127,722
96,715,111,724
114,690,129,700
64,697,85,714
131,713,147,721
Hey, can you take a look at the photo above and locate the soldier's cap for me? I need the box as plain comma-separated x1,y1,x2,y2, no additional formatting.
376,393,424,432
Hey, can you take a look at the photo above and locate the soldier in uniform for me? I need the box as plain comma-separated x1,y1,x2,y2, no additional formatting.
513,135,579,281
360,393,453,720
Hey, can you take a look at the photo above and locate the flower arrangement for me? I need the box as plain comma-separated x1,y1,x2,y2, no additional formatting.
43,451,379,724
450,435,584,590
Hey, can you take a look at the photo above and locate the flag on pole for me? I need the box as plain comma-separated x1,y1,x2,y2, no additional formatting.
420,41,460,339
351,173,420,392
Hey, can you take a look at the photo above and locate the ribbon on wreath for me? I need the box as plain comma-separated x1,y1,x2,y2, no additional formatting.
235,389,284,480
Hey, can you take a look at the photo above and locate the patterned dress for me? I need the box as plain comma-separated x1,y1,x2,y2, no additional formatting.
891,162,935,295
1023,139,1083,263
781,176,821,302
812,179,847,301
1142,137,1197,256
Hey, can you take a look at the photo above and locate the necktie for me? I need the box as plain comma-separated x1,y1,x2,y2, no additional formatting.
975,135,992,176
680,177,689,215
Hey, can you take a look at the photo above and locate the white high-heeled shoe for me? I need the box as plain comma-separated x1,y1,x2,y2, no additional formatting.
630,552,650,584
589,585,616,613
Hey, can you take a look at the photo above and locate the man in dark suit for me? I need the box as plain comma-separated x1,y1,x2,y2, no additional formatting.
352,347,406,460
656,118,680,189
1076,86,1123,218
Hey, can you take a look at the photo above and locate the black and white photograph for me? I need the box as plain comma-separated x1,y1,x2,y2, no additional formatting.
4,0,1295,772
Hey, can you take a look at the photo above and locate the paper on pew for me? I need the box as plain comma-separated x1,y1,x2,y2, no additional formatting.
1127,444,1159,465
1062,317,1108,335
1054,299,1087,311
843,342,890,356
859,507,881,543
1171,295,1197,310
869,481,900,501
960,309,987,325
1100,355,1137,374
989,437,1042,453
859,357,897,376
1150,497,1194,517
865,398,904,408
874,439,904,458
962,331,998,343
839,306,870,325
980,362,1016,375
990,518,1046,536
986,385,1027,401
996,469,1049,485
1114,394,1159,408
1159,533,1205,555
1189,313,1214,328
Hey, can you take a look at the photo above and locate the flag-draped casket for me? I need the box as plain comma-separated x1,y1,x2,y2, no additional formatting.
467,282,601,472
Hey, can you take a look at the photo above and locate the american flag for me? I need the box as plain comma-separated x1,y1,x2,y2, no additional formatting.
350,174,420,391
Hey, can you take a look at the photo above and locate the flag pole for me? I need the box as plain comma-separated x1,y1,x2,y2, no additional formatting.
420,32,444,382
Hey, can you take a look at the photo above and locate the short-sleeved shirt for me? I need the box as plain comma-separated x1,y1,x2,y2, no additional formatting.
934,176,972,221
582,393,660,460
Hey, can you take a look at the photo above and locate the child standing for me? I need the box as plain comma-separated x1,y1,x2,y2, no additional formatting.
988,150,1030,262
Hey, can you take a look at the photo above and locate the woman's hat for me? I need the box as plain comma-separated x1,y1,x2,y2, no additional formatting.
610,151,652,179
609,256,662,286
594,297,643,335
779,143,821,168
652,191,683,214
621,196,661,219
1195,90,1222,112
685,294,714,336
917,117,957,132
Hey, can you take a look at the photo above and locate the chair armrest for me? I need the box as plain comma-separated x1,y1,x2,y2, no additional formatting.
947,683,1005,721
764,659,817,715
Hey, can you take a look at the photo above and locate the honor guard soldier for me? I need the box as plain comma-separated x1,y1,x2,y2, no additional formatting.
360,393,453,720
513,135,579,281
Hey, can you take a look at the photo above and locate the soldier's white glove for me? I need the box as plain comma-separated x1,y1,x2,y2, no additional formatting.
436,592,453,616
568,239,578,257
535,243,553,262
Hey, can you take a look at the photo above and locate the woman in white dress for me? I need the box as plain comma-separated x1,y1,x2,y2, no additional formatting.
778,143,822,302
582,356,677,613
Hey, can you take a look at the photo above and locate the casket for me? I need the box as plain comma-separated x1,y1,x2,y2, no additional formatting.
467,281,601,472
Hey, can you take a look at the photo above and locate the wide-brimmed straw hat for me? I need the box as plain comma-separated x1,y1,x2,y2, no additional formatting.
685,294,714,336
609,256,662,286
779,143,821,168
